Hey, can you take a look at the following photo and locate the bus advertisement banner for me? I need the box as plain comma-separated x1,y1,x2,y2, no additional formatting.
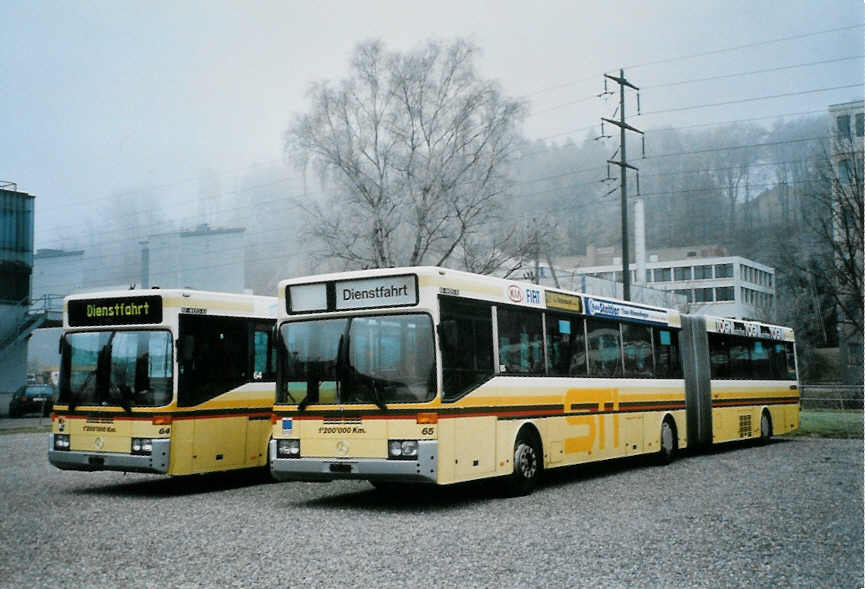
585,297,668,326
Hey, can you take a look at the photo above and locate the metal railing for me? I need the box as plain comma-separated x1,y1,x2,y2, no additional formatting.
0,294,65,362
28,294,64,316
800,384,864,411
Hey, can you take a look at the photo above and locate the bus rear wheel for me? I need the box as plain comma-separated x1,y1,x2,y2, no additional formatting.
759,411,772,445
656,418,676,465
505,431,540,496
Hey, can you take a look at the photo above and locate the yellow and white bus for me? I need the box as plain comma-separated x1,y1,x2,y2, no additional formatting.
269,267,798,495
49,289,278,476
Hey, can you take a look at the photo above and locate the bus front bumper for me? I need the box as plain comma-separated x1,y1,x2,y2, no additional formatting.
269,439,437,483
48,435,170,474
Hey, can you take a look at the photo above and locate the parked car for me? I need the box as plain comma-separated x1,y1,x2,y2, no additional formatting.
9,384,55,417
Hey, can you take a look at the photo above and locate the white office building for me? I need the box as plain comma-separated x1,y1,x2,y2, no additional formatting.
572,254,775,321
144,224,246,293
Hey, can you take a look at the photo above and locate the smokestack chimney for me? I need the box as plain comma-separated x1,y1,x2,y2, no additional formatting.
634,198,646,286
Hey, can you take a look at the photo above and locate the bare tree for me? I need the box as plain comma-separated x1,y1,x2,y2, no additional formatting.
706,124,766,239
285,39,527,270
777,134,863,335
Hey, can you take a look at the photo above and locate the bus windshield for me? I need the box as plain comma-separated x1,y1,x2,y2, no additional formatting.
59,330,173,409
278,313,436,406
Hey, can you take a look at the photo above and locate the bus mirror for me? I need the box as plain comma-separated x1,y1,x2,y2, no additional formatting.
439,320,458,350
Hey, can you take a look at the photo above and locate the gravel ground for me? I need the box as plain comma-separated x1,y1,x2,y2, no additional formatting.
0,434,861,588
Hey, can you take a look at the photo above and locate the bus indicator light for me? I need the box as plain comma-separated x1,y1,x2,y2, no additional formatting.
152,416,172,426
416,413,438,424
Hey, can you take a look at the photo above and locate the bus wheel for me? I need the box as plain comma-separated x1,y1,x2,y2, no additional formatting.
656,418,676,465
506,431,540,496
759,411,772,445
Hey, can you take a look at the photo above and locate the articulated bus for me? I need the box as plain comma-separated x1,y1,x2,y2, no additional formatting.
49,289,278,476
269,267,798,495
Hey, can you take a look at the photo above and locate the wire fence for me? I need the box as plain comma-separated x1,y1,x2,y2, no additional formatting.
800,385,864,411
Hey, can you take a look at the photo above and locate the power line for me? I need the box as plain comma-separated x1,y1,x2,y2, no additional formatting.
518,108,830,157
640,84,863,116
625,23,864,71
37,80,848,223
527,55,863,118
518,24,863,102
36,146,835,287
39,131,837,252
506,155,831,207
642,55,864,90
644,135,828,160
647,109,828,133
637,177,825,199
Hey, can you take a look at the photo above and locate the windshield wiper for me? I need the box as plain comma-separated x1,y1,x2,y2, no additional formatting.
282,385,298,405
68,369,97,412
297,395,310,412
368,379,387,411
297,359,324,413
115,384,133,413
95,332,116,407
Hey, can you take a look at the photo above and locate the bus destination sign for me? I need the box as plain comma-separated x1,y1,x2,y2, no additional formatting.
335,275,418,310
545,291,583,313
68,295,163,327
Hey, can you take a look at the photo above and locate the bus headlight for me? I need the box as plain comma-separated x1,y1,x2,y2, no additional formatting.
388,440,418,460
277,439,301,458
131,438,152,456
54,434,70,450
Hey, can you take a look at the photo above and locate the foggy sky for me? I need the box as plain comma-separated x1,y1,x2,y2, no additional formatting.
0,0,861,249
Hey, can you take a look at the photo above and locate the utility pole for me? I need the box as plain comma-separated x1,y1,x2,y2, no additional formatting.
601,68,643,301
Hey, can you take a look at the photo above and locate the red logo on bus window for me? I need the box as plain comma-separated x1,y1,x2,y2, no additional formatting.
507,285,523,302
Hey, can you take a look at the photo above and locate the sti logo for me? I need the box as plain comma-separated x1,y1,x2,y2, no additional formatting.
507,285,523,302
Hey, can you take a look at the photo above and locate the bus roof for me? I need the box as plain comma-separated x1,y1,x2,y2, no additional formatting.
702,314,795,342
63,288,278,328
278,267,795,339
278,266,682,328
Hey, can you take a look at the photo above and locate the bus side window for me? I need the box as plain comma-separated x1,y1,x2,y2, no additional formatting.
709,333,730,379
729,337,751,379
770,343,785,380
653,328,682,379
253,325,275,381
497,307,544,375
546,314,586,377
439,297,493,401
622,322,654,378
784,342,797,380
586,317,622,377
751,339,772,379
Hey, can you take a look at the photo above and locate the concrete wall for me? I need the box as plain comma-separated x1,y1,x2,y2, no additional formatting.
32,251,84,301
148,227,245,293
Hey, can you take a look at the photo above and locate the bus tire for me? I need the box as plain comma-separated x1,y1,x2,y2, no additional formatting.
759,410,772,445
656,417,676,465
506,430,541,496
